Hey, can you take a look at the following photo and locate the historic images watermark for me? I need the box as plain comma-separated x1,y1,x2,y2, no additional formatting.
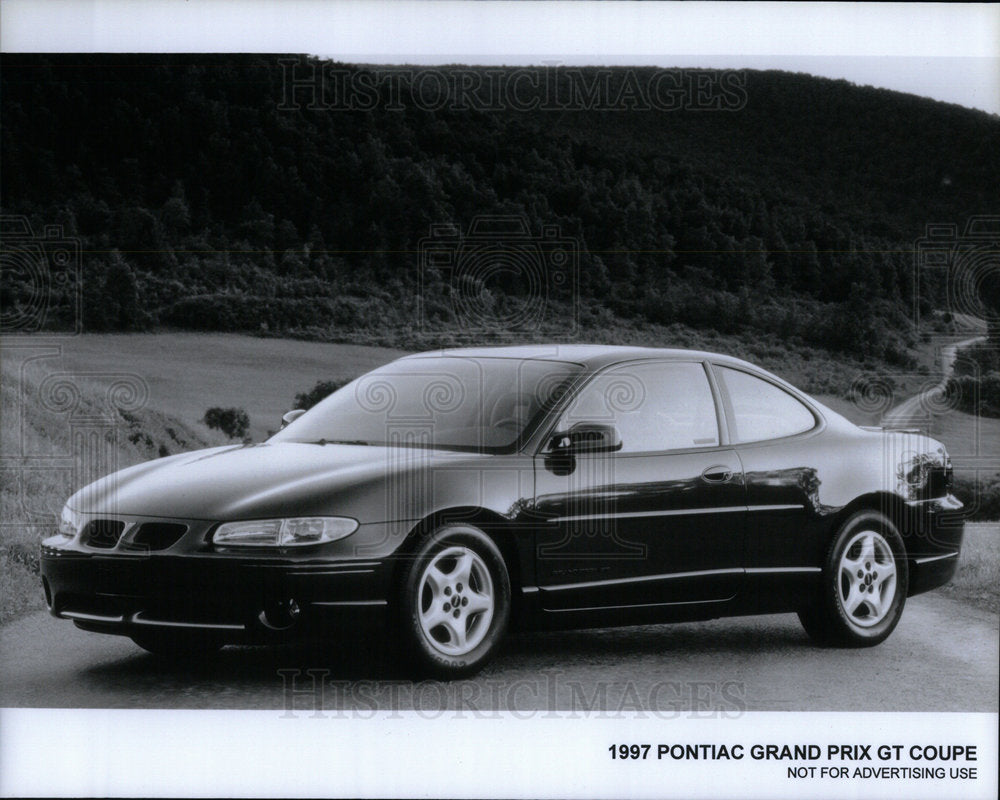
278,59,748,113
278,670,748,719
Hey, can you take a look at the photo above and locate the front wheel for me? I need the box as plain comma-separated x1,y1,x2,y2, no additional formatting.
399,524,511,679
799,511,908,647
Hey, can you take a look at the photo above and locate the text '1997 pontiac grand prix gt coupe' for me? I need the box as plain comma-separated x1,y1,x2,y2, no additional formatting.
41,346,964,677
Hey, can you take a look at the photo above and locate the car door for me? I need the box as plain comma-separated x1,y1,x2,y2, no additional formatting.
532,360,746,611
711,364,827,607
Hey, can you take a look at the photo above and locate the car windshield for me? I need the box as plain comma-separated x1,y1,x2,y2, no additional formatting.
270,357,582,453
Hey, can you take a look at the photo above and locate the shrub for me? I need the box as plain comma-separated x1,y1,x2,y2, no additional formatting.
202,407,250,440
946,372,1000,418
952,474,1000,521
294,380,348,410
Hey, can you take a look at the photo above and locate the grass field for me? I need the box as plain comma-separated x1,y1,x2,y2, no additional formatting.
0,332,995,623
8,333,408,441
927,410,1000,479
941,523,1000,614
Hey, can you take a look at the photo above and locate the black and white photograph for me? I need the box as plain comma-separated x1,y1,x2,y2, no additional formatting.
1,1,997,797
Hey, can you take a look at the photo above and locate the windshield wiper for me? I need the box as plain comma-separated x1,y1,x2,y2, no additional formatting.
308,438,373,446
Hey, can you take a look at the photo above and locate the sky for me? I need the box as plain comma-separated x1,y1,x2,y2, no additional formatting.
1,1,998,114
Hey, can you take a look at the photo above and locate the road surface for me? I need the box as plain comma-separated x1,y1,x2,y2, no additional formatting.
1,584,996,712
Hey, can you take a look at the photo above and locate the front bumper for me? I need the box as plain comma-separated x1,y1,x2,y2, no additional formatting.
40,518,399,643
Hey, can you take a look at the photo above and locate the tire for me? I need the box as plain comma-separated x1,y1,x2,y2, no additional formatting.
399,523,511,679
130,630,224,658
799,511,908,647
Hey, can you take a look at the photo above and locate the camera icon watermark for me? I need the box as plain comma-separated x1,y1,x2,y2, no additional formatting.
850,352,997,534
913,216,999,332
418,215,579,336
0,215,82,335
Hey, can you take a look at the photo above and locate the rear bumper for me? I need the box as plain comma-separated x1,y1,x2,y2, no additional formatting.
40,546,392,643
908,550,961,597
904,493,965,597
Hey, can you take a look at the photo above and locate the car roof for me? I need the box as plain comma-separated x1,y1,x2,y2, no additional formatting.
397,344,852,433
399,344,764,372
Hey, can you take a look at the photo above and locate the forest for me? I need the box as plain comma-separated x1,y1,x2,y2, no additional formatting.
2,55,998,368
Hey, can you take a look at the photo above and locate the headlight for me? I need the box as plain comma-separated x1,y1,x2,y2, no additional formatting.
44,505,82,548
58,505,82,541
212,517,359,547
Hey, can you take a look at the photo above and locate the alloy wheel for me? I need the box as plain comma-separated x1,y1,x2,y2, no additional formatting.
417,545,495,656
836,529,897,628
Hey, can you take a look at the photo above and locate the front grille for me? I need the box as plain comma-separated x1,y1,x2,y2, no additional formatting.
83,519,125,549
128,522,188,551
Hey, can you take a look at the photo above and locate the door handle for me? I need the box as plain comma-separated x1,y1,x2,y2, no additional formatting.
701,465,733,483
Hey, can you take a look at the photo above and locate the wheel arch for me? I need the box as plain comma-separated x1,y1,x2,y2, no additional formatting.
826,492,915,555
799,495,911,647
390,507,527,619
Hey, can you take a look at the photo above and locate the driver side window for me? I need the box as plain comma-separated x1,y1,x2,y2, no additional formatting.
558,361,720,453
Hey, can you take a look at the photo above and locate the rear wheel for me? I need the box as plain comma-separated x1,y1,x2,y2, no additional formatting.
799,511,908,647
400,524,510,679
130,630,224,658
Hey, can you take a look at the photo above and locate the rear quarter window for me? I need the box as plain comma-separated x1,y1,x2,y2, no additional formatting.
716,366,817,443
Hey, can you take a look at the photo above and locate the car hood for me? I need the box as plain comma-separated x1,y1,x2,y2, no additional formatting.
68,441,486,521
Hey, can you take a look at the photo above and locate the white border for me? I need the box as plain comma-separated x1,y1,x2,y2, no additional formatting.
1,709,997,798
0,2,998,798
1,1,998,59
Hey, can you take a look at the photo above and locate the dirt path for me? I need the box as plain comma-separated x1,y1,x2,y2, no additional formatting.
882,335,986,428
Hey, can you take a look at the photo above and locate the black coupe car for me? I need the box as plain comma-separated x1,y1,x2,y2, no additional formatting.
41,346,964,677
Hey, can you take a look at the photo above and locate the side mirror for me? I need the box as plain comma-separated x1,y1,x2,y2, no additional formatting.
280,409,307,430
549,421,622,454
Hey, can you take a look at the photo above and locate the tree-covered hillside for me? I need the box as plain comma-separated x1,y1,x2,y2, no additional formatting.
2,55,998,364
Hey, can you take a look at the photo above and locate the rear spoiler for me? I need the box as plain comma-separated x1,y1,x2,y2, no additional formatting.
860,425,923,434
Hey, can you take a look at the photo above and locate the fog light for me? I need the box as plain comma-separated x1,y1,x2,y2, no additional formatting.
259,597,300,630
